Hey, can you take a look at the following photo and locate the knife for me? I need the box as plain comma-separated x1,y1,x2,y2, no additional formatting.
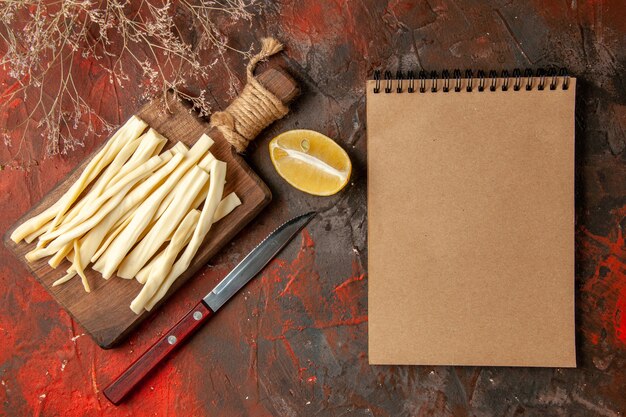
103,211,316,405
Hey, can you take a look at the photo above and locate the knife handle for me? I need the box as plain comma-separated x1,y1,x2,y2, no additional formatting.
103,301,214,405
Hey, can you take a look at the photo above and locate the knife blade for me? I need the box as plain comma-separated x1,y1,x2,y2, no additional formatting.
103,212,316,405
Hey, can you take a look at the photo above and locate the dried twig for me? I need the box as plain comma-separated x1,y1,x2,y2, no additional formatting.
0,0,257,156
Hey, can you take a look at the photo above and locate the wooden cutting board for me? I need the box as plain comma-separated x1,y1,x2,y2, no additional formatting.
4,94,274,348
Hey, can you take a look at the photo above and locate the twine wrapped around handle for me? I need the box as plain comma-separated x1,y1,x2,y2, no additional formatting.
210,38,290,152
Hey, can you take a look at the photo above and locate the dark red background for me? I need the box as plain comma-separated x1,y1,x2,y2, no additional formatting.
1,0,626,416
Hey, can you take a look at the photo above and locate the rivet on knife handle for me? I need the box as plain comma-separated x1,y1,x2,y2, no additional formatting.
103,301,213,405
103,212,315,404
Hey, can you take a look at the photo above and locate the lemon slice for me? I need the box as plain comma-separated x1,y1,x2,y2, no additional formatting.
269,130,351,196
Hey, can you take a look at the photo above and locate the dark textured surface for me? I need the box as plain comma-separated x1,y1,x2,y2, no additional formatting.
1,1,625,415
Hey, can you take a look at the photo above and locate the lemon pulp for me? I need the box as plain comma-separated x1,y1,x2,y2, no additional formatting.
269,130,351,196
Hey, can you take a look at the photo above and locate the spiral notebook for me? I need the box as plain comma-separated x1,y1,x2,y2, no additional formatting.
367,69,576,367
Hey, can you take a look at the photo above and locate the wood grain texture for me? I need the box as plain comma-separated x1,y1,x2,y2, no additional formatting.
3,95,271,349
103,302,214,405
255,68,300,105
4,64,299,349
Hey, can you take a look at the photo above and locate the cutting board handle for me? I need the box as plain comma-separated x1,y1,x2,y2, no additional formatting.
103,301,214,405
256,67,300,105
207,66,299,153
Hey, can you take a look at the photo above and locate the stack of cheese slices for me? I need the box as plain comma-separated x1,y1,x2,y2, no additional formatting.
11,116,241,314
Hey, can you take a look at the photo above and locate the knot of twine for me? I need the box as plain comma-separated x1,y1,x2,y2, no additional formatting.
210,38,289,152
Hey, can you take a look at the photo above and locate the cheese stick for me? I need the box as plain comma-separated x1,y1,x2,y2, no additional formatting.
43,131,167,240
48,242,73,268
135,192,241,284
39,155,167,243
123,129,167,165
24,220,51,244
25,156,164,262
117,166,209,278
38,124,146,245
93,134,213,278
52,270,77,287
71,153,185,269
130,209,201,313
10,116,147,243
107,129,167,186
144,160,226,311
10,200,62,244
213,192,241,222
26,184,136,262
155,152,216,219
45,116,148,233
73,240,90,292
171,142,189,154
90,214,133,264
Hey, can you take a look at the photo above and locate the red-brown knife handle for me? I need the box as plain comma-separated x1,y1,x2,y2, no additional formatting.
103,301,213,405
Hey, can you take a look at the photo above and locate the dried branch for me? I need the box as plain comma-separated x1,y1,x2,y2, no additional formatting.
0,0,258,156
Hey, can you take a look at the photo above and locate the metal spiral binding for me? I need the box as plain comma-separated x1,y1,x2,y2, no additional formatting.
371,68,570,93
477,70,486,92
501,70,510,91
465,69,473,92
489,70,498,91
384,70,392,93
442,70,450,92
396,70,403,93
513,68,522,91
419,71,426,93
430,71,438,92
453,69,462,92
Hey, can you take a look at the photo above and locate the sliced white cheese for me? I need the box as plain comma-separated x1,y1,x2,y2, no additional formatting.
39,155,166,245
117,166,209,279
130,209,201,313
144,160,226,311
90,214,133,264
197,152,217,171
73,240,90,292
24,220,52,244
10,200,62,244
39,123,149,245
45,116,148,233
48,241,73,268
154,151,216,220
44,131,147,242
213,192,241,222
10,116,147,243
26,183,137,263
26,155,165,263
135,252,158,285
135,193,240,284
171,142,189,154
124,129,167,165
52,270,77,287
94,134,213,278
76,153,184,268
107,128,167,188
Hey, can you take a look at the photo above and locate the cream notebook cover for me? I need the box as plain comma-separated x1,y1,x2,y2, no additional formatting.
367,70,576,367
